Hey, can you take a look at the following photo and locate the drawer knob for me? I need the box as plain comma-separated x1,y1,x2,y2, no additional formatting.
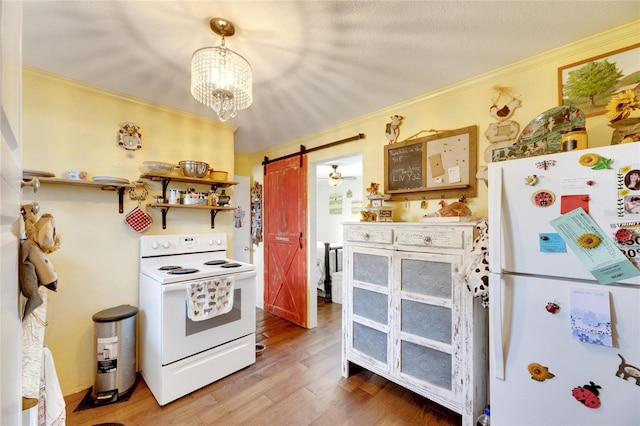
364,233,371,240
423,236,432,245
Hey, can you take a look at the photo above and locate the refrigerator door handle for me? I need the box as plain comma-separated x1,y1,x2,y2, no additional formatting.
490,272,506,380
488,165,506,379
488,165,503,274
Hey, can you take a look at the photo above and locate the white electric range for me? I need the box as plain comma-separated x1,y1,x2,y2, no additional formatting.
138,233,256,406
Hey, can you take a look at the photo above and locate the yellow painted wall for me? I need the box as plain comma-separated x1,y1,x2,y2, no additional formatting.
22,69,237,395
238,21,640,221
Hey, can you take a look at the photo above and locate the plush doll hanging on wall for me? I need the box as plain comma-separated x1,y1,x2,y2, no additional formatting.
20,205,62,406
20,205,61,318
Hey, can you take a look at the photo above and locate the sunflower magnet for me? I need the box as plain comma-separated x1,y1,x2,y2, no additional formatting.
579,153,612,170
577,233,601,249
528,363,555,382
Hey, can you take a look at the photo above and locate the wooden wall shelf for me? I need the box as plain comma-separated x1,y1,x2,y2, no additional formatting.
139,173,238,188
140,173,238,229
34,177,134,213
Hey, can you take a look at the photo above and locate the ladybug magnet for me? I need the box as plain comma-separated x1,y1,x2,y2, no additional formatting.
615,228,633,244
532,190,555,207
545,302,560,314
572,381,601,408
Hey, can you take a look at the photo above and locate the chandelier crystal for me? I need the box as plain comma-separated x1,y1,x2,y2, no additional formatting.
191,18,252,122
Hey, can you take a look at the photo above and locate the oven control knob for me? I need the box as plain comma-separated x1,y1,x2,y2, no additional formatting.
163,241,170,249
216,239,223,246
151,242,159,250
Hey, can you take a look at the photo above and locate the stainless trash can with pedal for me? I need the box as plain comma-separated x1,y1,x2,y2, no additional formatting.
91,304,138,403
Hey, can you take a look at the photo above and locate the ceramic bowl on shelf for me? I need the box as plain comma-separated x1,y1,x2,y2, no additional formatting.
209,170,228,181
178,160,209,178
143,161,176,173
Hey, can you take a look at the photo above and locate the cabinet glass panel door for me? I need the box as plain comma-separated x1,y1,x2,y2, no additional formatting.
353,252,389,287
353,323,387,363
396,252,459,392
401,341,452,389
353,287,387,324
401,258,451,298
347,246,391,370
401,300,451,343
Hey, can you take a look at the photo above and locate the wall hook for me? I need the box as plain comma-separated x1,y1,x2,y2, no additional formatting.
21,177,40,193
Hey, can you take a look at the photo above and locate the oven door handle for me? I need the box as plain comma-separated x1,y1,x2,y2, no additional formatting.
161,270,257,293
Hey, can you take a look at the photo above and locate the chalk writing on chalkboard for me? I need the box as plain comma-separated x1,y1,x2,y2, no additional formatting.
387,142,423,191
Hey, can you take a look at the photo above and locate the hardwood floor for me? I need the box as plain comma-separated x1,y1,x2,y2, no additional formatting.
64,299,462,426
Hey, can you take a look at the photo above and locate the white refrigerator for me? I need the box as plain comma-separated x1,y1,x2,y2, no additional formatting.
488,143,640,426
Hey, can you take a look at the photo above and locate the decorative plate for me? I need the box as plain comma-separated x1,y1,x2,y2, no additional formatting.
92,176,130,184
118,122,142,151
514,105,585,156
23,169,55,178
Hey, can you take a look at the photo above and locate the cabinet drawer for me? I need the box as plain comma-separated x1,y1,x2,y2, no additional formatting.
345,226,393,244
395,228,464,249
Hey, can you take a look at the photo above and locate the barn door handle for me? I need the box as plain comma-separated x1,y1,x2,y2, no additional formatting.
299,232,303,249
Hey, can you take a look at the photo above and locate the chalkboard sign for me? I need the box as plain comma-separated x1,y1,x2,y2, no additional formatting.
386,141,424,191
384,125,478,200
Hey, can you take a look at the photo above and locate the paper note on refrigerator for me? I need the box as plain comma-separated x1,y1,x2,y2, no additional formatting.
570,287,612,347
550,208,640,284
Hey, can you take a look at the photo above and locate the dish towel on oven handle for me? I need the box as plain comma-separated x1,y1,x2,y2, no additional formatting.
186,277,235,321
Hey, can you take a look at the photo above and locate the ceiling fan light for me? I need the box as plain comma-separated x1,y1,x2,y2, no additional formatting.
328,164,343,186
328,176,342,186
191,18,252,122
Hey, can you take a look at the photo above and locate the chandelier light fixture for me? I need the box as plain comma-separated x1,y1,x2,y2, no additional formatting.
191,18,252,122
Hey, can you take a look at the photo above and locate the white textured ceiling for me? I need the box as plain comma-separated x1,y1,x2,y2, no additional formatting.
22,1,640,154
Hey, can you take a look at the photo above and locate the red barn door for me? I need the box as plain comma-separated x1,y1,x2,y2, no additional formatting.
264,155,307,327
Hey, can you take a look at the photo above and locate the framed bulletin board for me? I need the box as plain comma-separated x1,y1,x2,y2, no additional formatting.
384,125,477,200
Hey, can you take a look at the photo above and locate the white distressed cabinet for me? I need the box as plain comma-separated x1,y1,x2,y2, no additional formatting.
342,221,487,426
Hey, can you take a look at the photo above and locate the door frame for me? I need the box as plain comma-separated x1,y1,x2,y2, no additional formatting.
306,164,319,328
306,153,364,326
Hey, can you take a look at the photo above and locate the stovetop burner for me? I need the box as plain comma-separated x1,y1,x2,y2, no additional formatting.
221,263,241,268
204,260,227,266
167,268,200,275
159,265,182,271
